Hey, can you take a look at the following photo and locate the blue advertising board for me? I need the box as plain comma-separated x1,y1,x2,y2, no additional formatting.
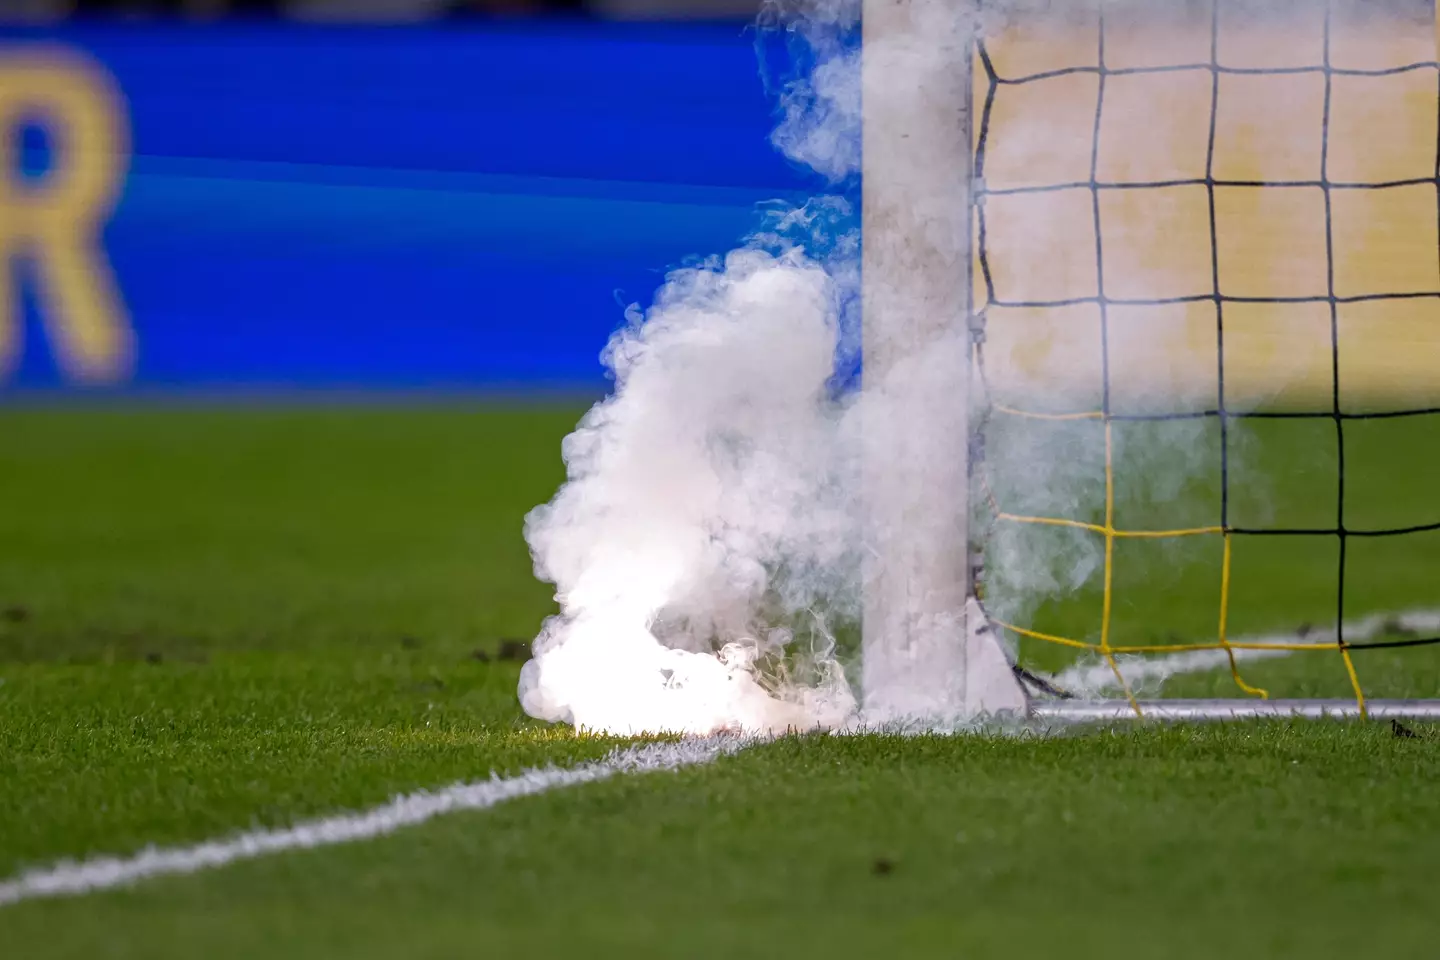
0,21,811,393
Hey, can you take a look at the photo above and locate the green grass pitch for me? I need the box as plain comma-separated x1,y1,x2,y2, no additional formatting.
0,404,1438,959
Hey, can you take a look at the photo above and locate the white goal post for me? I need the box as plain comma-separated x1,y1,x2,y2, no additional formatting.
859,0,1440,722
861,0,1029,721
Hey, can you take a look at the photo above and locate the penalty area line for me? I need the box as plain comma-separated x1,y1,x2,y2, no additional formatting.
0,735,750,909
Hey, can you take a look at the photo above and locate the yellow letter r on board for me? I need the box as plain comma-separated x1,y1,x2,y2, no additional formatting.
0,48,132,384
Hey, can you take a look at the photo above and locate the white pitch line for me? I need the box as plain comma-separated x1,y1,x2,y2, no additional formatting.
7,610,1437,907
0,735,748,909
1054,608,1440,697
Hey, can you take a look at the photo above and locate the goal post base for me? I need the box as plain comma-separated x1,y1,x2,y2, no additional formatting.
1033,699,1440,723
963,595,1030,716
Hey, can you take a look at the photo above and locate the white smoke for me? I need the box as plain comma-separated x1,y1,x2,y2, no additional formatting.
768,0,863,182
519,4,882,736
520,225,863,735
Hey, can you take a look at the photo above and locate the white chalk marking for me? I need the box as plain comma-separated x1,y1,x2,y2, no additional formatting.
0,735,747,909
1054,609,1440,697
7,610,1435,908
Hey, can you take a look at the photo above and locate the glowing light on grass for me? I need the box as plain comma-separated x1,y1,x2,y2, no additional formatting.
520,242,863,735
519,3,873,736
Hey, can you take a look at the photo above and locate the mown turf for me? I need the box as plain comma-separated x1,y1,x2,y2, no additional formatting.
0,657,625,878
4,726,1439,960
0,406,578,663
0,405,638,875
0,404,1437,959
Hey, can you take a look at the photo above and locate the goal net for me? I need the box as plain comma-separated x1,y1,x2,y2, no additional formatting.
862,0,1440,720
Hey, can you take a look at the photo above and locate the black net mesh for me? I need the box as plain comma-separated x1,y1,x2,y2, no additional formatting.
970,0,1440,706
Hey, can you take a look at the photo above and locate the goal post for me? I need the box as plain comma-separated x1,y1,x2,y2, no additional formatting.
860,0,1440,722
861,0,1030,721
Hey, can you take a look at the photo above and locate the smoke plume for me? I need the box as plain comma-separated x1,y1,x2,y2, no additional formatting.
519,3,879,735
